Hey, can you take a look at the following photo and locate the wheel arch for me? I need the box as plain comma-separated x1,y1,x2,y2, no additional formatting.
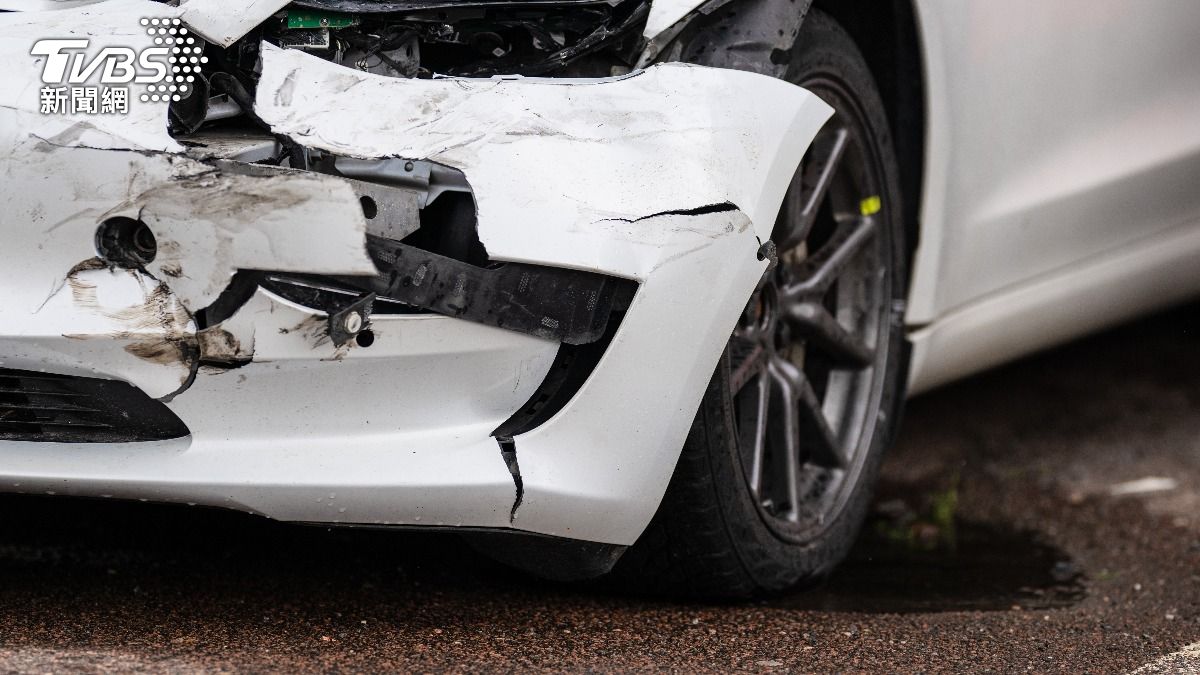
675,0,926,267
812,0,925,265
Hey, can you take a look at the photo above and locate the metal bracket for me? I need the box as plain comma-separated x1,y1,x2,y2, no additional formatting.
756,239,778,291
332,237,634,345
326,293,376,347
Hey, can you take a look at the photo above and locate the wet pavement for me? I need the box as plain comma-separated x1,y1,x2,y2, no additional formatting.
0,303,1197,673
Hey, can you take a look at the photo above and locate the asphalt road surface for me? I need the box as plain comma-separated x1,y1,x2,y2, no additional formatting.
0,303,1197,673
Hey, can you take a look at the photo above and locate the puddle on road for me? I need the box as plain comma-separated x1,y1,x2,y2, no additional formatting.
777,483,1087,614
0,484,1087,615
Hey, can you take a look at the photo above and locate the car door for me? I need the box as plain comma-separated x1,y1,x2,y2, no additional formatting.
906,0,1200,391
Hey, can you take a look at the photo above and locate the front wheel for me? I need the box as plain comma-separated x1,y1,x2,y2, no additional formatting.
616,10,909,597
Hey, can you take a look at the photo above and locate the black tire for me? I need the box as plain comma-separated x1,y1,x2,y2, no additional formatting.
614,10,909,598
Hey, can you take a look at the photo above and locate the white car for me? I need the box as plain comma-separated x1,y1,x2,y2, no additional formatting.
2,0,1198,597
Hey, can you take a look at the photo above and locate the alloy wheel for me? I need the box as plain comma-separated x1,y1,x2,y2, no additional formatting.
730,76,893,543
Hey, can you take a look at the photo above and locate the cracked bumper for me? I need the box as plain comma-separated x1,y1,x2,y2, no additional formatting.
0,2,830,546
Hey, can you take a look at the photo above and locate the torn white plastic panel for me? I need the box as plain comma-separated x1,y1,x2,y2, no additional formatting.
0,5,373,398
516,209,766,544
644,0,708,39
3,262,197,399
0,0,182,152
177,287,556,455
0,4,829,544
2,124,366,398
178,0,289,47
255,46,829,544
255,43,831,279
183,132,280,163
113,166,376,310
0,131,375,389
0,1,374,384
0,143,197,396
0,288,558,528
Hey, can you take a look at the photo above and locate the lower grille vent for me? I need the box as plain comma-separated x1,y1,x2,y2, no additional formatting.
0,369,189,443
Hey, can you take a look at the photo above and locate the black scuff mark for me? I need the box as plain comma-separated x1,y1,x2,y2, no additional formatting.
156,356,200,404
35,256,110,314
278,314,355,362
196,325,253,369
28,132,165,158
599,201,738,225
61,257,202,401
497,437,524,524
58,254,259,403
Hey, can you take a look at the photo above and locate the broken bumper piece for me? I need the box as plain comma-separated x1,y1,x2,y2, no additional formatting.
0,5,831,547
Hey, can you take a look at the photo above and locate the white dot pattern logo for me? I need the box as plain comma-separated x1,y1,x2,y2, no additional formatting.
140,17,203,103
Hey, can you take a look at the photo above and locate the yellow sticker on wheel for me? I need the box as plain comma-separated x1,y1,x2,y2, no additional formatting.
860,195,882,216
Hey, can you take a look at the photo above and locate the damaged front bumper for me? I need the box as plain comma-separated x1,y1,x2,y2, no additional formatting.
0,1,830,546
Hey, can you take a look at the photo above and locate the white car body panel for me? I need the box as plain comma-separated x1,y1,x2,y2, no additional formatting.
905,0,1200,391
253,43,831,542
178,0,290,47
0,0,104,11
907,220,1200,393
254,43,826,277
643,0,706,39
2,292,560,531
2,0,1198,546
0,0,830,545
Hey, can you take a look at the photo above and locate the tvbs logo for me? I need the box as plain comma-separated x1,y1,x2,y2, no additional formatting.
32,17,206,114
32,39,170,86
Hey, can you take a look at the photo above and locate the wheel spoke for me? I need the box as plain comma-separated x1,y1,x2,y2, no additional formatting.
747,373,769,494
767,358,803,521
785,301,873,368
776,127,850,252
782,215,877,303
771,355,845,472
729,336,768,395
795,370,846,469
